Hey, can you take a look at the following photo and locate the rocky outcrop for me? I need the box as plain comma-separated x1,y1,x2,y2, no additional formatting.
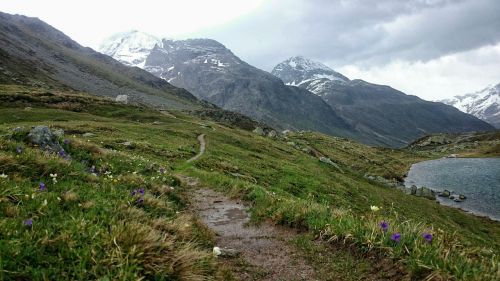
28,126,63,152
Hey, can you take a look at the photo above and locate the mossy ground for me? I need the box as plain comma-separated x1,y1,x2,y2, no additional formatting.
1,85,499,280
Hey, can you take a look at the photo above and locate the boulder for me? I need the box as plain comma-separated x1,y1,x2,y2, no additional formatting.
28,126,63,152
438,190,451,197
415,186,436,200
410,185,417,195
267,130,277,138
319,157,344,173
252,127,265,136
449,194,466,202
115,95,128,104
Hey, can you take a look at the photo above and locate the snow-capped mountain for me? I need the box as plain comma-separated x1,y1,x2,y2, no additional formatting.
272,56,349,96
272,56,494,146
144,38,240,83
99,31,161,68
439,83,500,128
99,33,494,147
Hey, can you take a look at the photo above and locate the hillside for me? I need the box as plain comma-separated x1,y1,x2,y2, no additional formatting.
1,85,499,280
143,38,357,139
0,12,201,110
272,56,495,147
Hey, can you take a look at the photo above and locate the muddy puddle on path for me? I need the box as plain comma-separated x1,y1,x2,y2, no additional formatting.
191,188,317,281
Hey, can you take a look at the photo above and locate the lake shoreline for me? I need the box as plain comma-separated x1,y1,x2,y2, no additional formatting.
404,157,500,222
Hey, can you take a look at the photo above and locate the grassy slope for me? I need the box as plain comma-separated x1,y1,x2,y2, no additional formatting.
1,85,499,280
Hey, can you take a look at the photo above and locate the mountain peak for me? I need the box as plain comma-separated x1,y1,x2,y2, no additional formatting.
271,56,350,95
284,56,334,72
99,31,161,68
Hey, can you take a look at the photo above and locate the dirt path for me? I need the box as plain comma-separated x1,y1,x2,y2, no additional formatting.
185,182,317,281
187,134,206,163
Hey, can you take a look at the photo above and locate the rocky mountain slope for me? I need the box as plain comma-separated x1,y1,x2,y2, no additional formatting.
439,83,500,128
272,56,494,147
0,12,200,110
101,34,357,140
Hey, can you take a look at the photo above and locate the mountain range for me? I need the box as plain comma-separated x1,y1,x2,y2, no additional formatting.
271,56,494,146
439,83,500,128
100,31,493,147
0,14,493,147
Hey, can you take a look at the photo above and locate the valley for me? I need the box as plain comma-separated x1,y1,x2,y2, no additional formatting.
0,8,499,281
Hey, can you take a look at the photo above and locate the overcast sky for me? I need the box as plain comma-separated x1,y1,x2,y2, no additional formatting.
1,0,499,100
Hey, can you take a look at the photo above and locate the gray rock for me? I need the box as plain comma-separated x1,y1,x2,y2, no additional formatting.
219,248,240,258
448,194,466,202
267,130,277,138
53,129,64,138
28,126,62,152
410,185,417,195
253,127,265,136
122,141,133,147
115,95,128,104
415,186,436,200
82,133,96,138
438,190,451,197
319,157,344,173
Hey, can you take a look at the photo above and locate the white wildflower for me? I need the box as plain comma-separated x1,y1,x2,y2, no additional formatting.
212,247,221,257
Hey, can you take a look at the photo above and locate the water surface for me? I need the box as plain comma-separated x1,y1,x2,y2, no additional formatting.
405,158,500,221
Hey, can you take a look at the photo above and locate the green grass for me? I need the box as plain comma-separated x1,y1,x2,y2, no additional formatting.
1,85,499,280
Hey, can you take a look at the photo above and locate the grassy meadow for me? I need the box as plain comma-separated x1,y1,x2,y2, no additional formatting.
0,85,499,280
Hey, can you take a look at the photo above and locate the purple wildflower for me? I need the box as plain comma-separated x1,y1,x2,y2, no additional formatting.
159,167,165,174
58,149,66,158
39,182,46,191
63,139,70,145
131,189,137,196
138,188,145,195
24,218,33,228
137,198,144,204
390,233,401,243
422,232,433,243
16,146,23,154
379,221,389,232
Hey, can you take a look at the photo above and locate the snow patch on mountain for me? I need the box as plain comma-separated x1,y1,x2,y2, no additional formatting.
99,31,161,68
439,83,500,128
272,56,349,95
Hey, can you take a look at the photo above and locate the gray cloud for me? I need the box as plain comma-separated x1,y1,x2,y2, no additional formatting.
192,0,500,70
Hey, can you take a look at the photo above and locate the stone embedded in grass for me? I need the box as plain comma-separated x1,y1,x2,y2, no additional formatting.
28,126,63,152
